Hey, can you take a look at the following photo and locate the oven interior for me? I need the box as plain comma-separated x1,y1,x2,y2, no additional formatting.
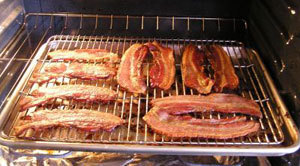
0,0,299,163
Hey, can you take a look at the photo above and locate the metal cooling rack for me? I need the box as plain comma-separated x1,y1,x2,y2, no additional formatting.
4,35,284,146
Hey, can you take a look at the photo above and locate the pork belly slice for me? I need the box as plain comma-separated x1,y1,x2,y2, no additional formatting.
203,45,239,92
30,63,116,84
117,44,149,94
151,94,262,118
48,49,120,63
145,41,175,90
19,85,117,110
15,109,124,136
143,107,259,139
182,44,214,94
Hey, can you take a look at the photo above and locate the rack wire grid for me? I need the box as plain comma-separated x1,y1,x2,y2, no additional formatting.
2,34,283,146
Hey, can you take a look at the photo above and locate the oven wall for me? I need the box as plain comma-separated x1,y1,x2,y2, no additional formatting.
23,0,251,18
0,0,24,51
0,0,24,104
248,0,300,128
243,0,300,164
22,0,252,42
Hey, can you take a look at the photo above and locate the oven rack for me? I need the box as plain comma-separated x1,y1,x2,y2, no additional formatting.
0,13,298,156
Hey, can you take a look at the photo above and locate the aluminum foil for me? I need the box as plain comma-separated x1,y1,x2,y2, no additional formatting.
0,146,246,166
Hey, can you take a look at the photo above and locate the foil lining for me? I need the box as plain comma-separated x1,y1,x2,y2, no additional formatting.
0,146,245,165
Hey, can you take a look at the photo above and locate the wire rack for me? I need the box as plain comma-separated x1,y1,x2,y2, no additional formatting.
0,13,299,156
1,34,283,146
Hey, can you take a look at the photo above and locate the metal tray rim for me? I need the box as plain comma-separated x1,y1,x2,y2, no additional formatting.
0,133,299,156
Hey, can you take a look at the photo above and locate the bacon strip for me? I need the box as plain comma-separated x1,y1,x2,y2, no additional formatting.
19,85,117,110
203,45,239,92
182,44,214,94
145,41,175,90
151,94,262,118
117,44,148,94
15,109,124,136
163,114,247,125
30,63,116,84
48,49,120,63
143,106,259,139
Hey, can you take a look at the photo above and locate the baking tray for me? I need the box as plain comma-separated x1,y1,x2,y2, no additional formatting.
0,35,298,156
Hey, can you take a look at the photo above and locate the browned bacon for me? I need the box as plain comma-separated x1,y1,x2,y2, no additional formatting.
19,85,117,110
203,45,239,92
164,114,247,125
151,94,262,118
145,41,175,90
15,109,124,136
182,44,214,94
48,49,120,63
143,106,259,139
117,44,148,94
30,63,116,84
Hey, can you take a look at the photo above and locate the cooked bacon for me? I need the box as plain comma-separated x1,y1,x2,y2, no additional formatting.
143,106,259,138
30,63,116,84
48,49,120,63
162,113,247,125
19,85,117,110
145,41,175,90
182,44,214,94
151,94,262,118
203,45,239,92
15,109,123,136
117,44,148,94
